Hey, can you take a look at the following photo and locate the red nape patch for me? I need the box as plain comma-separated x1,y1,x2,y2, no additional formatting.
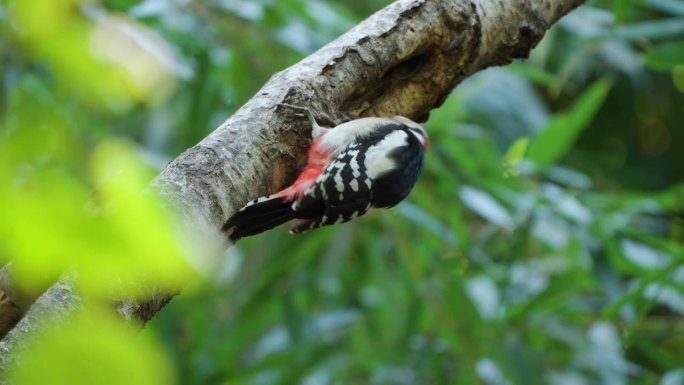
277,137,331,202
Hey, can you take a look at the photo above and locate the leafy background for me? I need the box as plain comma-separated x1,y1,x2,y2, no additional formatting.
2,0,684,384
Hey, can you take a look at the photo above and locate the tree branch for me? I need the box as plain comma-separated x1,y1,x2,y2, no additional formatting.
0,265,26,340
0,279,79,377
0,0,585,375
137,0,585,321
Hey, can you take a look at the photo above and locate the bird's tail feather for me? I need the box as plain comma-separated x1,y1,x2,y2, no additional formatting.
222,196,296,242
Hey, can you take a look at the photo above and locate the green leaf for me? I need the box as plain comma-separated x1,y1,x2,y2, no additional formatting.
674,65,684,94
9,307,174,385
1,139,195,298
646,41,684,71
506,62,557,87
645,0,684,16
613,0,630,24
616,18,684,41
527,78,612,167
503,136,529,176
459,186,513,229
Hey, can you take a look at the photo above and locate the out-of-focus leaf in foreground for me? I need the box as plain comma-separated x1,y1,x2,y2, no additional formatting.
7,0,184,112
9,307,174,385
0,137,194,297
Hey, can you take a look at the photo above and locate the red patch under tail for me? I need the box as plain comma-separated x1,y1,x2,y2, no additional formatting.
277,135,331,202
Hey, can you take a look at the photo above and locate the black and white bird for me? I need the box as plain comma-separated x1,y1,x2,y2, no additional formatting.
222,113,429,242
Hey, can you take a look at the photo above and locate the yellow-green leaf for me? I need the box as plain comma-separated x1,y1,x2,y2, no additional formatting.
9,307,174,385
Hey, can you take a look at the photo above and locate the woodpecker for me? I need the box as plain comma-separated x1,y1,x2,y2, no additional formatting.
222,112,429,242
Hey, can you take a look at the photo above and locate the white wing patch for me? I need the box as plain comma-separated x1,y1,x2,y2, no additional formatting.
364,130,408,178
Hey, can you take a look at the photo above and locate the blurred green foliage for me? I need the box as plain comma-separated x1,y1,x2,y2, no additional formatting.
10,306,175,385
1,0,684,384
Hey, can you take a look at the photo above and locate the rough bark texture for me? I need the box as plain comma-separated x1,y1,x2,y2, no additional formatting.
0,279,79,375
0,265,25,339
0,0,585,376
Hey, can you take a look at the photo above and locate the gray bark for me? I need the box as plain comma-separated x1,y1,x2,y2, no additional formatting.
0,0,585,376
0,265,25,339
0,278,79,377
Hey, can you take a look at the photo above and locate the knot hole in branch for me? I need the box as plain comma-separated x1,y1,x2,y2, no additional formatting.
344,52,432,118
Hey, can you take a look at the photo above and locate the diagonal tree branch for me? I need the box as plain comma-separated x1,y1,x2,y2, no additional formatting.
140,0,585,320
0,265,26,340
0,0,585,375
